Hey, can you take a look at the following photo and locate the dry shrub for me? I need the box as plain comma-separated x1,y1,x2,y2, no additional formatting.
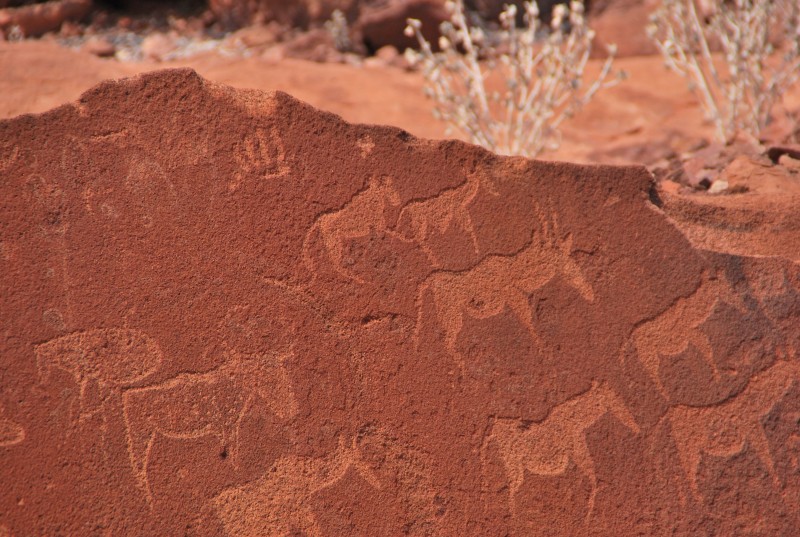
648,0,800,142
404,0,622,158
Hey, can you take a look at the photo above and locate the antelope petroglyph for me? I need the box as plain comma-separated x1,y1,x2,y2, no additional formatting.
416,207,595,373
667,359,800,503
214,435,380,537
122,349,298,506
626,271,749,399
395,174,489,267
485,382,639,524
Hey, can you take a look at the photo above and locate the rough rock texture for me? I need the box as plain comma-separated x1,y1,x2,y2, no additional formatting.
1,68,799,535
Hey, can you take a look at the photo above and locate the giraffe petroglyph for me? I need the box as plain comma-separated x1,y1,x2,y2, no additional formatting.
667,359,800,503
485,382,639,524
122,349,298,506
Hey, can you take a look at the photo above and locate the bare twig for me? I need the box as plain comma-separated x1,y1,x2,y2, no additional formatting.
404,0,622,158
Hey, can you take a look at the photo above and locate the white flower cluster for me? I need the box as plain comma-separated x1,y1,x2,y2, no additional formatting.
404,0,622,158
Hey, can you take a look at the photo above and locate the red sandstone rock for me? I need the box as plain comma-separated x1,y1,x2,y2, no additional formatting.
0,68,799,535
355,0,448,53
0,0,91,38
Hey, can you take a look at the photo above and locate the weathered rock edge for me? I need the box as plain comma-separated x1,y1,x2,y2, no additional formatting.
0,68,798,536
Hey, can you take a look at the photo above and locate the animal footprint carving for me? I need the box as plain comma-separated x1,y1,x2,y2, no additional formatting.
214,435,380,537
417,207,594,373
34,329,163,423
122,349,298,505
667,359,800,503
485,382,639,524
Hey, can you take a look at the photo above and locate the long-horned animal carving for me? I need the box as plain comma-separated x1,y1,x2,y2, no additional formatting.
34,329,164,423
485,382,640,523
626,271,750,400
304,175,401,283
122,349,298,505
667,359,800,503
213,435,381,536
416,206,595,372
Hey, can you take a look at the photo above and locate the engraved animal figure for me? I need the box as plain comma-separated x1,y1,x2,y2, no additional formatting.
627,272,749,399
122,350,298,505
34,329,163,423
214,436,380,537
304,175,401,283
417,208,595,372
486,382,640,523
0,406,25,447
395,174,488,267
667,359,800,503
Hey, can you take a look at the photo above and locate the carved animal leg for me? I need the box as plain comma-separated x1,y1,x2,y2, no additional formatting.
670,419,704,503
572,436,598,525
507,293,544,351
747,425,780,489
123,392,157,506
633,338,670,399
506,460,526,520
693,334,721,383
230,394,255,467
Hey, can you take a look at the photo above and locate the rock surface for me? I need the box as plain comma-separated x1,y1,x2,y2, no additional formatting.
0,0,91,38
1,68,799,535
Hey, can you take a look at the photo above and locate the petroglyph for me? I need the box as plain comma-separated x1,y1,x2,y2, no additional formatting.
357,425,442,532
35,329,163,423
214,435,380,536
123,349,298,505
356,135,374,157
304,175,401,282
230,127,291,191
396,174,489,267
627,272,749,398
417,207,595,372
485,382,639,523
667,359,800,502
0,406,25,447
